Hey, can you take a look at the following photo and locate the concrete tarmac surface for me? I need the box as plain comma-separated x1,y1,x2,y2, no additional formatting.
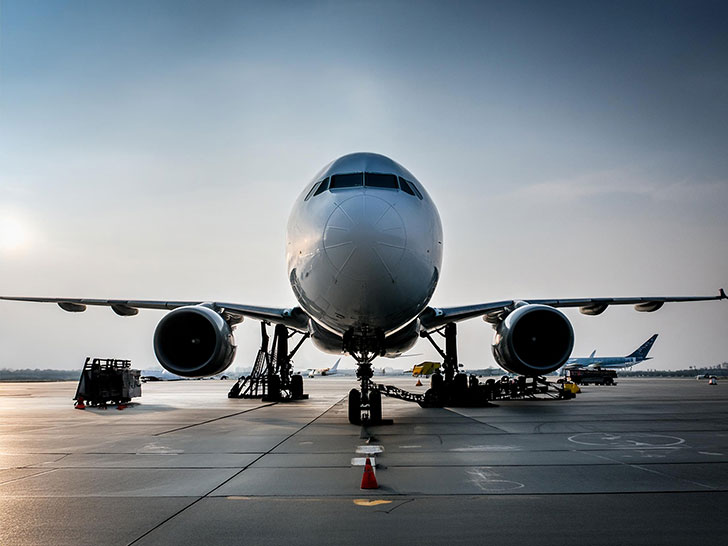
1,376,727,545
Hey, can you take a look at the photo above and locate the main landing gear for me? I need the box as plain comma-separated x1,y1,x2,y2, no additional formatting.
228,322,309,401
418,322,463,407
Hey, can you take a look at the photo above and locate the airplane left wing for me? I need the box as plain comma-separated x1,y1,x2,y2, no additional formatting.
419,288,727,331
0,296,310,332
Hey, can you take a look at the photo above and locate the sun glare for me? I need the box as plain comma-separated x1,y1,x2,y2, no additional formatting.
0,216,32,253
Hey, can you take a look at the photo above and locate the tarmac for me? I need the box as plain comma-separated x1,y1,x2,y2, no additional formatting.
1,376,727,545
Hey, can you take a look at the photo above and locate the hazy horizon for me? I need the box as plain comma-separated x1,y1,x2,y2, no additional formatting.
1,0,726,372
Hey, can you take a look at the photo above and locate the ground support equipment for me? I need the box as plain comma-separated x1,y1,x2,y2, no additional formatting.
74,357,141,407
375,373,573,409
228,323,309,401
564,367,618,386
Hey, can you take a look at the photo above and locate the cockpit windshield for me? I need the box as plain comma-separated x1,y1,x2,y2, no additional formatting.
330,173,363,189
308,172,423,199
365,173,398,189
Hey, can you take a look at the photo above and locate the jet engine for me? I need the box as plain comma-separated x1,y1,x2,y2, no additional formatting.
491,304,574,376
153,305,236,377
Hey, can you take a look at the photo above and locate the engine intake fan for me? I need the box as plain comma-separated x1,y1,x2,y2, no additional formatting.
492,304,574,376
153,305,236,377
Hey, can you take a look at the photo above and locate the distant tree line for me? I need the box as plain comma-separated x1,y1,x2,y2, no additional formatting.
0,369,80,381
620,364,728,378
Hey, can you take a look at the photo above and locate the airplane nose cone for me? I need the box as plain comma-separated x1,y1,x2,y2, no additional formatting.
323,194,406,281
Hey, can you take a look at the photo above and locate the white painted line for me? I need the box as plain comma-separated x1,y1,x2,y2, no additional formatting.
356,445,383,454
351,457,376,466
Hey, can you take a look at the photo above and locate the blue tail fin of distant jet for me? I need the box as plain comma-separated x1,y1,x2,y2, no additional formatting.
628,334,658,360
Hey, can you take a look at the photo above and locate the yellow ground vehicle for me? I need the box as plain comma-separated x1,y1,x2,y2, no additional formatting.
561,381,581,395
411,361,440,377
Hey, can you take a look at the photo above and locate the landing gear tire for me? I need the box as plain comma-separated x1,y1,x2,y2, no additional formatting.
268,375,281,401
291,374,303,398
423,388,444,408
348,389,361,425
368,389,382,424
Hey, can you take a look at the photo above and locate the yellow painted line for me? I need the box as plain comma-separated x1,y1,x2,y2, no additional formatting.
226,497,328,502
353,499,392,506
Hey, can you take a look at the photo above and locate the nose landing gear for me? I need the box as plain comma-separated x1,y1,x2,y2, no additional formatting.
343,327,386,425
348,358,382,425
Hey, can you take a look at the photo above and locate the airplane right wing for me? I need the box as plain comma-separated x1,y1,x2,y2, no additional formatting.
418,288,727,331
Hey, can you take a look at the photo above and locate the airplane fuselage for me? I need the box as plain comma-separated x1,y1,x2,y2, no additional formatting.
565,356,650,369
286,153,443,356
566,356,636,368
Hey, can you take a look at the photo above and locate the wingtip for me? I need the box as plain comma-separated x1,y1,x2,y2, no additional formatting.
720,288,727,300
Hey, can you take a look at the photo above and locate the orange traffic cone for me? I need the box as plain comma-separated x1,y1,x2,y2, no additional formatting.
74,396,86,410
415,379,423,386
360,457,379,489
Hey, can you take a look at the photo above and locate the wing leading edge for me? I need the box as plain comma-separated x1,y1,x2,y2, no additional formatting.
0,296,309,332
3,288,726,336
419,288,727,332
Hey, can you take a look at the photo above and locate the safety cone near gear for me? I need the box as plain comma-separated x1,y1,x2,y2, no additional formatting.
415,379,423,386
360,457,379,489
74,396,86,410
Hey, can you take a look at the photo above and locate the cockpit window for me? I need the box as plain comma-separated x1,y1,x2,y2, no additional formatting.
304,181,319,201
313,177,329,196
398,177,423,200
365,173,398,189
311,172,423,198
398,177,415,196
330,173,363,189
410,182,423,200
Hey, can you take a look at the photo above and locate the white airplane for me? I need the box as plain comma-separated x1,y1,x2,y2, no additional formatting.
564,334,659,370
306,358,341,378
1,152,726,424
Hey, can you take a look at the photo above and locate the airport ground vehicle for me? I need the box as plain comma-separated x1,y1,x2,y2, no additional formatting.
74,357,141,406
565,367,617,386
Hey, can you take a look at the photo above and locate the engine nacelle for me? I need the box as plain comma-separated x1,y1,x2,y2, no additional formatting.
492,304,574,376
153,305,236,377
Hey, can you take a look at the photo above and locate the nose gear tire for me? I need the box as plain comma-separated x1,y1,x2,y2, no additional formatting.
348,389,361,425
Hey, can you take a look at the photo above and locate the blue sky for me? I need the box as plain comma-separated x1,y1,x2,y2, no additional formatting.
1,0,726,370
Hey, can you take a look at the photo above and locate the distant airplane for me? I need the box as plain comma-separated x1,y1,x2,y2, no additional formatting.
564,334,658,370
307,358,341,378
1,153,726,424
139,369,184,381
140,369,231,381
